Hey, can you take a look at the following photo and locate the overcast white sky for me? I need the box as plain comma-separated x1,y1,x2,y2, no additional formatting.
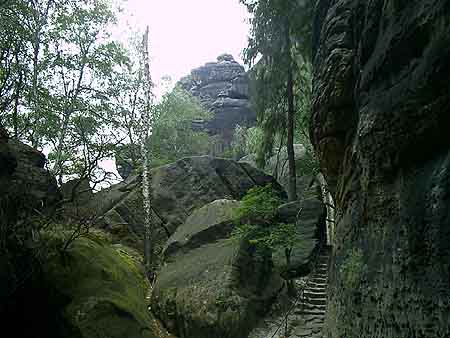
94,1,251,184
118,0,251,96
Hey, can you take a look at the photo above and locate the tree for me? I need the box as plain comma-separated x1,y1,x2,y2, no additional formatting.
0,0,132,186
150,85,211,166
0,0,31,136
227,125,264,161
241,0,313,201
139,26,155,278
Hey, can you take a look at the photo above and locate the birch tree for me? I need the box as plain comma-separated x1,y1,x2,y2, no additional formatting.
139,26,155,277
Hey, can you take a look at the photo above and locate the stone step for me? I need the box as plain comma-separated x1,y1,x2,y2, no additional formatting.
307,282,327,289
303,291,327,299
314,268,328,273
296,308,326,316
317,256,330,262
307,297,327,306
311,277,328,284
302,302,326,309
305,285,327,294
317,258,329,263
312,273,328,279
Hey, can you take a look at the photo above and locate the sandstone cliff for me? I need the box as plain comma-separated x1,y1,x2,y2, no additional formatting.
179,54,256,149
311,1,450,337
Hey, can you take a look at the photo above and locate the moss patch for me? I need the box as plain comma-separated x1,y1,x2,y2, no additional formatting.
41,234,173,338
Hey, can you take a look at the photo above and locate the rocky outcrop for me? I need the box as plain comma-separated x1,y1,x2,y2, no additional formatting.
0,128,59,209
90,156,284,251
312,1,450,337
152,199,283,338
179,54,256,146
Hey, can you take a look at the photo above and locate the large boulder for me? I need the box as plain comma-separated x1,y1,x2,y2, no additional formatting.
163,199,239,258
89,156,285,251
2,232,173,338
179,54,256,145
152,199,283,338
312,1,450,337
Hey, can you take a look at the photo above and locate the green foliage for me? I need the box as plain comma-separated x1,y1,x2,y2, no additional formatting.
0,0,141,186
229,124,247,160
340,248,367,289
232,184,298,269
149,85,212,166
241,0,314,168
234,184,282,225
228,125,264,161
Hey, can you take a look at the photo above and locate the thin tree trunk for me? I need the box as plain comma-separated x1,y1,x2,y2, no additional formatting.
286,20,297,201
31,22,41,148
141,26,154,278
12,50,23,139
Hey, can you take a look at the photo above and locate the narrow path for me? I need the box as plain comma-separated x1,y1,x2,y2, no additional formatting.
290,252,329,338
248,248,331,338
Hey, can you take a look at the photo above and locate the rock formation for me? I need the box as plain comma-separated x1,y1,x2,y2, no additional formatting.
152,199,283,338
312,1,450,337
274,185,327,276
0,136,171,338
89,156,284,251
0,126,60,209
179,54,256,148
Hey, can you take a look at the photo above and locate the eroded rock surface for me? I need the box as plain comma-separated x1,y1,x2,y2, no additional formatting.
90,156,284,251
179,54,256,145
152,199,283,338
312,1,450,337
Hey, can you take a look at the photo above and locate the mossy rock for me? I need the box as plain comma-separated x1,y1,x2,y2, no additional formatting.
41,234,173,338
152,199,283,338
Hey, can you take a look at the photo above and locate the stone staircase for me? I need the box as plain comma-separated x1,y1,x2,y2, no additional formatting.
247,247,331,338
290,250,330,338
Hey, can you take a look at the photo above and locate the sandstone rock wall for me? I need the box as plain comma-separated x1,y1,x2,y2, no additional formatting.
179,54,256,148
311,1,450,337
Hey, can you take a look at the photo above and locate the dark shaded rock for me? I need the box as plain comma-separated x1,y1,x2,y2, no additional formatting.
0,138,59,208
89,156,285,251
278,201,302,224
179,55,256,145
274,186,327,276
60,178,93,203
217,53,235,62
311,1,450,337
2,232,174,338
0,127,17,177
152,199,283,338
